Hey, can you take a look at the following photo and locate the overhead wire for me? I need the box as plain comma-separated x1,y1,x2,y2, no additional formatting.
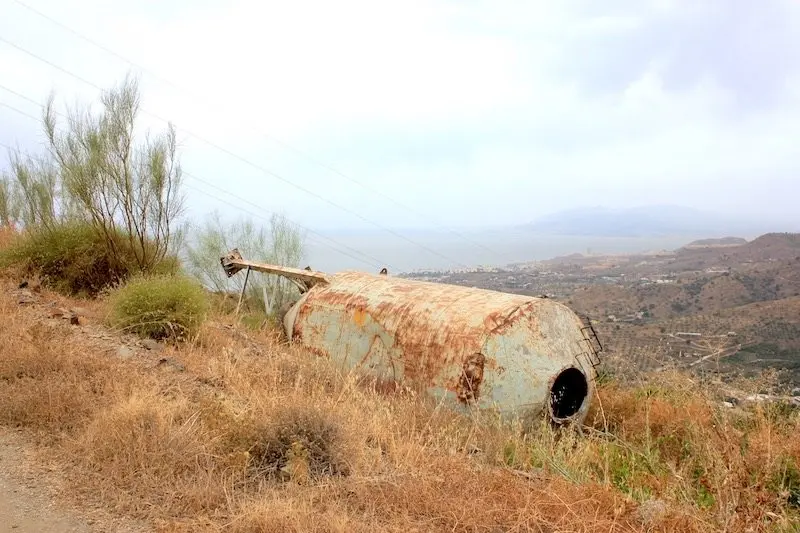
182,170,392,269
10,0,508,263
0,94,392,270
0,33,472,270
182,180,390,270
0,83,391,268
0,100,42,123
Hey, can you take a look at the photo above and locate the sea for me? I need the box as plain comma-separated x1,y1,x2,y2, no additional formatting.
302,229,711,274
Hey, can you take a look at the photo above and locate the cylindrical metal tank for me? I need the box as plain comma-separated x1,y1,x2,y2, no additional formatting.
283,271,601,424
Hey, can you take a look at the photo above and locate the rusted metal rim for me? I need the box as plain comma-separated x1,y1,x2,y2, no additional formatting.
548,366,590,424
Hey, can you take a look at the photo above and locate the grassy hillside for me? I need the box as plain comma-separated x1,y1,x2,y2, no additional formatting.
558,236,800,385
0,276,799,532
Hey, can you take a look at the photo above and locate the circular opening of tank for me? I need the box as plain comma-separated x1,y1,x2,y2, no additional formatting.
549,367,589,421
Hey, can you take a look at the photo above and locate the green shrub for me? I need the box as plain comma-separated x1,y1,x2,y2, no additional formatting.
0,223,179,297
106,274,209,342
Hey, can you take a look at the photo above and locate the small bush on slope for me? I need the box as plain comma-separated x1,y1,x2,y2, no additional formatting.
244,403,350,482
106,274,209,341
0,223,179,297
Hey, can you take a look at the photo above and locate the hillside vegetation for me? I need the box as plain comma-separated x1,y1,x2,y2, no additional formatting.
1,276,800,532
565,234,800,323
683,237,748,249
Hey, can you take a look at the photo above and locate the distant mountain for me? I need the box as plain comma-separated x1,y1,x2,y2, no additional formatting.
653,232,798,271
522,205,782,238
682,237,748,249
737,232,800,261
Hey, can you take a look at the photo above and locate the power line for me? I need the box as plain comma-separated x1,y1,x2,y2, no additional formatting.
183,171,392,270
0,83,394,269
0,100,41,123
0,36,102,90
11,0,506,261
182,179,389,270
0,96,391,271
0,33,471,270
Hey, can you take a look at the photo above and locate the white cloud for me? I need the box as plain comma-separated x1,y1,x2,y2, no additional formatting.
1,0,799,239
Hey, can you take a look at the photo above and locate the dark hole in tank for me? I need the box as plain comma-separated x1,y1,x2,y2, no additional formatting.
550,367,588,420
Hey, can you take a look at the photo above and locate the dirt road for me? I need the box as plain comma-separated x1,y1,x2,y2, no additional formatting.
0,430,91,532
0,430,147,533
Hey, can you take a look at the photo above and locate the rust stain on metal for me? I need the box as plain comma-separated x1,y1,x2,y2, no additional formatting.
456,353,486,403
484,302,540,336
353,308,367,327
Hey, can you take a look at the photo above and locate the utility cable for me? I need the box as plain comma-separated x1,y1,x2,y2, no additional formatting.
0,34,471,269
0,83,397,268
11,0,508,262
182,180,389,270
0,97,392,270
0,100,41,123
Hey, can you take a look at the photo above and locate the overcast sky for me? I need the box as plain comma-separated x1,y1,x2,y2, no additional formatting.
1,0,799,238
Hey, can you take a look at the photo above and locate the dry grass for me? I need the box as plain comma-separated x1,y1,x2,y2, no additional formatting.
0,224,16,249
0,279,798,532
0,299,128,434
584,376,800,531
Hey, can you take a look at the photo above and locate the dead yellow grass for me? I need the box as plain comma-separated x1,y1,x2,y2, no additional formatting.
583,375,800,531
0,224,15,249
0,279,798,532
0,300,125,434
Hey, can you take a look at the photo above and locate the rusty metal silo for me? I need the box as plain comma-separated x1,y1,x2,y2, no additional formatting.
283,272,601,424
221,250,602,425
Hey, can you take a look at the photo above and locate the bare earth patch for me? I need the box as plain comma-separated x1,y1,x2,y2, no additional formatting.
0,429,148,533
